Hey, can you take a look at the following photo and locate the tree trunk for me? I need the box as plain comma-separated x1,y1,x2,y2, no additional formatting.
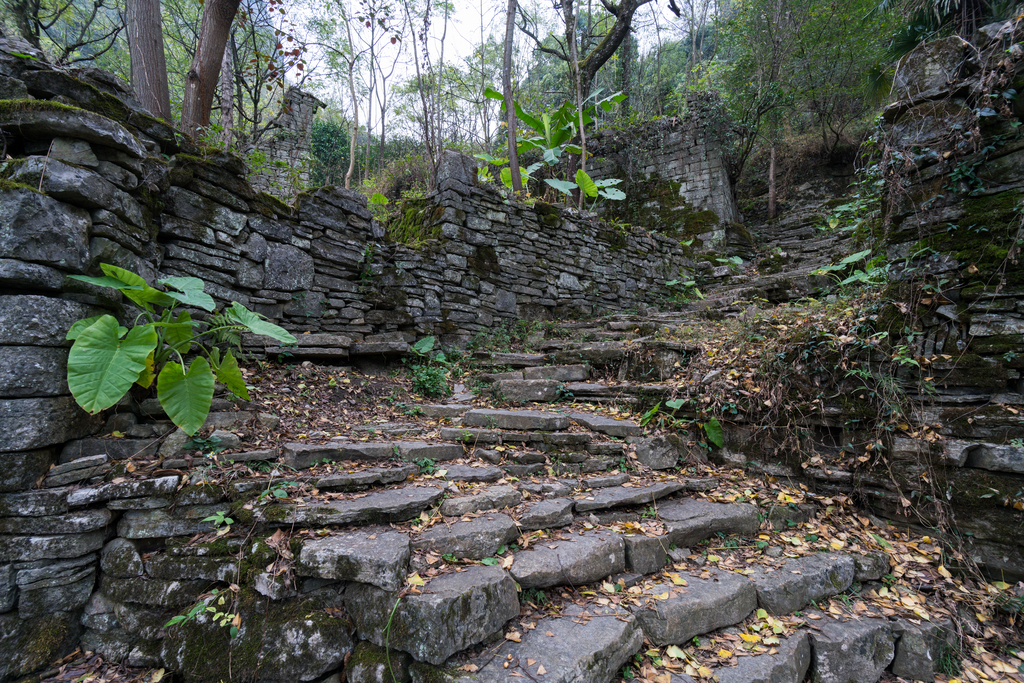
768,144,777,220
218,38,234,146
127,0,172,122
619,28,632,116
11,0,42,49
503,0,522,193
180,0,242,138
344,14,359,190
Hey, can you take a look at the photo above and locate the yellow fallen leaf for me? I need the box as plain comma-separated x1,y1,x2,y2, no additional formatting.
505,631,521,642
151,669,165,683
740,633,761,642
938,565,952,578
537,664,547,675
718,649,733,658
407,573,425,586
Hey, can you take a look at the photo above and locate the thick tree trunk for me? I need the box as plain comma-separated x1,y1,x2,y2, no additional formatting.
503,0,522,193
619,28,632,116
218,39,233,146
180,0,241,138
127,0,171,122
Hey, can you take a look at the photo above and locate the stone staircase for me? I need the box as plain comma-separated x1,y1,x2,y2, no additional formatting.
20,393,974,683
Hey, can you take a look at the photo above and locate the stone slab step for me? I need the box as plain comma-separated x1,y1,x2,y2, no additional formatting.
314,464,416,491
347,565,519,665
751,552,854,615
463,409,570,431
439,485,521,516
806,610,895,683
430,603,642,682
296,528,410,591
473,352,549,367
522,364,591,381
714,632,810,683
517,498,575,530
281,441,462,469
416,404,472,418
658,498,760,546
574,482,684,512
258,484,445,526
633,569,757,646
439,464,503,483
570,412,642,437
439,427,591,450
412,513,518,560
492,379,560,402
349,341,410,356
510,530,624,588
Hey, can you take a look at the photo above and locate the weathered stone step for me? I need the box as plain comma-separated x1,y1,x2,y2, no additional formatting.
297,528,410,591
633,569,757,646
523,363,590,381
439,427,591,450
257,484,445,526
281,440,463,469
510,530,624,588
439,485,521,516
569,412,642,437
574,482,684,512
314,464,417,491
416,404,472,418
426,603,642,682
657,498,760,546
713,632,810,683
462,408,569,431
751,552,854,615
412,513,518,560
347,564,519,666
473,352,548,368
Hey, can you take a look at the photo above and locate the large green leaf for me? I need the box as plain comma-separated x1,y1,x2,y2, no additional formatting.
576,169,599,198
513,101,544,137
100,264,176,308
225,302,297,345
599,187,627,201
159,276,216,312
214,351,250,401
544,178,577,195
67,316,158,413
704,417,725,449
499,166,514,189
483,86,504,101
66,316,113,341
163,310,194,353
158,357,215,435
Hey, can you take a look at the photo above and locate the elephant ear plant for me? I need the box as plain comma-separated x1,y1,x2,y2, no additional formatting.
65,264,296,435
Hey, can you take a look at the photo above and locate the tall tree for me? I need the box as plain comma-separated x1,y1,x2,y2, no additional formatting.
127,0,172,122
180,0,243,137
503,0,522,193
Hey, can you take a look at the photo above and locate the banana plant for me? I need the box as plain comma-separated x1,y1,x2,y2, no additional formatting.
66,264,296,435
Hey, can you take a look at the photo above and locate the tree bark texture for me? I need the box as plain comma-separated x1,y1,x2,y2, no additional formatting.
180,0,242,137
503,0,522,193
127,0,172,122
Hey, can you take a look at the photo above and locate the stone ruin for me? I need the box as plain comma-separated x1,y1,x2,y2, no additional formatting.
0,20,1023,683
245,86,325,199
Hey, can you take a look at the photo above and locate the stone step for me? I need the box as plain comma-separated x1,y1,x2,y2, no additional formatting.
509,530,625,588
750,552,855,615
424,603,642,682
313,464,417,491
633,569,757,646
473,352,549,368
257,484,445,526
296,528,410,591
712,632,810,683
439,427,591,451
657,498,760,546
462,408,570,431
348,564,519,666
411,513,519,560
574,482,684,513
522,364,591,381
281,440,463,469
569,412,642,437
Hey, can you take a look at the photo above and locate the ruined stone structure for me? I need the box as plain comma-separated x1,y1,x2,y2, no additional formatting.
1,22,1023,683
246,86,325,198
588,94,743,235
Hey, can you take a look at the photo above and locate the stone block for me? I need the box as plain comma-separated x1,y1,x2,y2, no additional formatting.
0,396,102,452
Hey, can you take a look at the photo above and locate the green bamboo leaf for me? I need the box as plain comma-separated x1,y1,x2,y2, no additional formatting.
575,169,599,197
483,86,504,101
225,302,297,345
67,316,158,413
158,357,215,435
215,351,250,401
